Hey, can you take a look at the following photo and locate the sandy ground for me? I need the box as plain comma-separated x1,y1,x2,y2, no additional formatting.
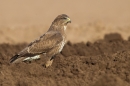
0,24,130,44
0,33,130,86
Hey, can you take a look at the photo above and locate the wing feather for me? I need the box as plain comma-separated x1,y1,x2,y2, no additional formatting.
27,31,63,54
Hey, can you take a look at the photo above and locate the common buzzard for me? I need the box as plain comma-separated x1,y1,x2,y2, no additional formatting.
10,14,71,67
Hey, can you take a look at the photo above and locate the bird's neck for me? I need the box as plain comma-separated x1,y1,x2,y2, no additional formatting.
48,24,67,38
49,24,67,33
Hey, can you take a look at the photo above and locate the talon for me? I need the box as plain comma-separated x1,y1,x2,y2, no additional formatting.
44,59,53,68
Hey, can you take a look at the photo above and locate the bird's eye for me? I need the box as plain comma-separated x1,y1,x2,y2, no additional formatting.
62,17,67,19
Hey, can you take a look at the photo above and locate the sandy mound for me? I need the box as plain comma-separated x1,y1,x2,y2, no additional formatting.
0,33,130,86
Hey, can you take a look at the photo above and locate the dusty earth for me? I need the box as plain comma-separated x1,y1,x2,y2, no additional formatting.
0,33,130,86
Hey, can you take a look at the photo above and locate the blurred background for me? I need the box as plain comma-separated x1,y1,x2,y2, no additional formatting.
0,0,130,44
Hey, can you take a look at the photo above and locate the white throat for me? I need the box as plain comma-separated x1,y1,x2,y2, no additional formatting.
64,26,67,31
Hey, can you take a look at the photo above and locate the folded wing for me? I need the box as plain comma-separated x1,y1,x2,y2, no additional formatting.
10,31,63,63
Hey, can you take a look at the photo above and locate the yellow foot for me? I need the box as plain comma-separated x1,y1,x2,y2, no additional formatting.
44,59,53,68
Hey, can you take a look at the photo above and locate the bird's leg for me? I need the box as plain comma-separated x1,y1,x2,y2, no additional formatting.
45,59,53,68
44,56,54,68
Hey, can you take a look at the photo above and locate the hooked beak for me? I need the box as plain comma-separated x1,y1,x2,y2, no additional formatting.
67,17,71,23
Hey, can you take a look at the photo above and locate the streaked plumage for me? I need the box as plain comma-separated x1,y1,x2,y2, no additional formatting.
10,14,71,67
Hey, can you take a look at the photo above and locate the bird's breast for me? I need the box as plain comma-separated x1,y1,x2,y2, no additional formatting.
58,37,66,52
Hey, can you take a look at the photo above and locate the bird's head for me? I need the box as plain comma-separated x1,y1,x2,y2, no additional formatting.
52,14,71,26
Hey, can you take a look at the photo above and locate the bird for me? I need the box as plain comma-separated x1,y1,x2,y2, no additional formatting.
10,14,71,67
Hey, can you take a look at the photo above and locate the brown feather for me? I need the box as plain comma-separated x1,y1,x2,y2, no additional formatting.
28,31,63,54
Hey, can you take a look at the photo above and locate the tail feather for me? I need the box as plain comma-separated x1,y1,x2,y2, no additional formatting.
10,54,20,63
